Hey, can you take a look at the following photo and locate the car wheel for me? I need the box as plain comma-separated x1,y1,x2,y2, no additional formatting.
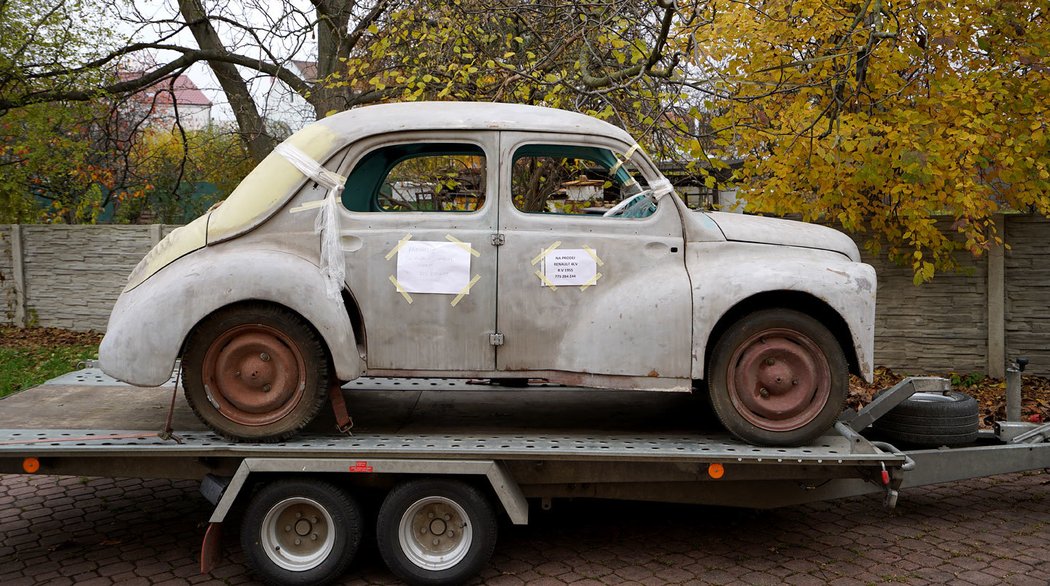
376,479,497,585
183,303,329,442
241,479,362,586
708,309,848,446
872,391,979,447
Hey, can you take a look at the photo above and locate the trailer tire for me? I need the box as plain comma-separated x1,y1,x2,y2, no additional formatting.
183,303,329,442
708,309,848,446
376,479,497,585
873,391,979,447
241,479,362,586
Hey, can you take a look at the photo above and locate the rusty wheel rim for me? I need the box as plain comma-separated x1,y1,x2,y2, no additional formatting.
726,328,831,432
201,324,307,426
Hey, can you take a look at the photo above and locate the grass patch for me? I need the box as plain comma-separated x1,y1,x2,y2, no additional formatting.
0,327,100,398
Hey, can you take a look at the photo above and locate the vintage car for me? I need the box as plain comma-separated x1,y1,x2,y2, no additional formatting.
99,102,876,446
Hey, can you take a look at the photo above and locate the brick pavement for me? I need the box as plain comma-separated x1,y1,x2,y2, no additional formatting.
2,472,1050,585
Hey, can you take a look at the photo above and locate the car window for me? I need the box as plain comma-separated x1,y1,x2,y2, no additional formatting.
343,143,485,212
511,144,650,217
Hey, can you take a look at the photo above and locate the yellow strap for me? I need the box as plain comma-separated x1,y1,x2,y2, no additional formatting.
384,234,413,260
388,275,413,304
579,272,603,291
609,144,641,174
530,241,562,265
582,246,604,267
534,270,557,290
450,274,482,307
445,234,480,257
289,200,326,213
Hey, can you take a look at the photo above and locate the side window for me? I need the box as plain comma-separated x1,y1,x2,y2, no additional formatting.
343,143,485,212
511,145,650,217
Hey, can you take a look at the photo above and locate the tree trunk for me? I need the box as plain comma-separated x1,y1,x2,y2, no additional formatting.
177,0,275,163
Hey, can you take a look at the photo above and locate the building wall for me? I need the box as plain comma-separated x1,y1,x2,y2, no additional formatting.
0,218,1048,377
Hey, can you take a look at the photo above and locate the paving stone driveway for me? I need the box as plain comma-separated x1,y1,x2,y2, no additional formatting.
2,471,1050,585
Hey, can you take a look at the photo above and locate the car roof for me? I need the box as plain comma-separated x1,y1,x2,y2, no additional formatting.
315,102,636,145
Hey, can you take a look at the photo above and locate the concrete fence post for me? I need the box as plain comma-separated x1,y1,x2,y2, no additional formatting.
11,224,26,327
987,214,1006,379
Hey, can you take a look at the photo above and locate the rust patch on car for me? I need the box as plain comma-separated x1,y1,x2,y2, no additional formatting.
648,369,660,377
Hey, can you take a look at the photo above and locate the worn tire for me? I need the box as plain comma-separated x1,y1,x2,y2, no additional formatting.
708,309,848,446
873,391,979,447
241,479,362,586
376,479,497,585
183,303,329,442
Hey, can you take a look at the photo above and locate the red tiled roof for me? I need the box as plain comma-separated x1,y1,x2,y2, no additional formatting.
120,72,212,107
291,60,318,82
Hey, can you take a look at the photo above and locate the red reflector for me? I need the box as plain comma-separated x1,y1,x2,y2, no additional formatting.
22,457,40,474
348,461,374,473
881,470,890,485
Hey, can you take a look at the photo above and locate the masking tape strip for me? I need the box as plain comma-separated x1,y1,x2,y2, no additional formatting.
580,272,603,291
289,200,326,213
445,234,480,257
582,246,604,266
388,275,413,304
530,241,562,266
534,270,557,290
385,234,413,260
609,144,638,174
450,274,481,307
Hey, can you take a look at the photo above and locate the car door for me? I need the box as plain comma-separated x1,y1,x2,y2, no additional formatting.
337,131,499,373
494,132,693,389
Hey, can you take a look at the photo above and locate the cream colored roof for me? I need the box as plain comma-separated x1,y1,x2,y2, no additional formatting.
315,101,636,145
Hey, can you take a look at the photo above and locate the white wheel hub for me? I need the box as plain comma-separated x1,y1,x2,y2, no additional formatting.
260,497,336,571
398,496,472,570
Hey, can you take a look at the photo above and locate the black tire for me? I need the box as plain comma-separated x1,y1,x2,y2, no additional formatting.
376,479,497,585
183,303,329,442
241,479,363,586
873,391,979,447
708,309,849,446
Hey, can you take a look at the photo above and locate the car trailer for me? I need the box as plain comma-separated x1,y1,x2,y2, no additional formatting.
2,364,1050,585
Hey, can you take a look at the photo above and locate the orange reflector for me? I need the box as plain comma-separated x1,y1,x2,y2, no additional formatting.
22,457,40,474
708,463,725,479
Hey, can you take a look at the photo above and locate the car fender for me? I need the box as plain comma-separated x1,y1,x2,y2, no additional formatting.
100,246,362,387
688,242,876,382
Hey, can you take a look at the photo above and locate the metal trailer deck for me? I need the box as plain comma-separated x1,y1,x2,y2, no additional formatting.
3,368,1050,584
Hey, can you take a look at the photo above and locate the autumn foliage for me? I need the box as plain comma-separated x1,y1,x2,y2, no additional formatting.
688,0,1049,282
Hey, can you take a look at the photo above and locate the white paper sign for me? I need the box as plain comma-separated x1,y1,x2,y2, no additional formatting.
396,241,472,294
543,249,598,286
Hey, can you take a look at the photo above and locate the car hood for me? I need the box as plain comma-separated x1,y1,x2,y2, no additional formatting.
705,211,861,262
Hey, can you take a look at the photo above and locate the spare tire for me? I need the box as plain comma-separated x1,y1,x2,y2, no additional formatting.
872,391,979,447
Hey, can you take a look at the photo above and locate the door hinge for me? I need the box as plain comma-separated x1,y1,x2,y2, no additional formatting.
489,332,505,346
490,233,505,246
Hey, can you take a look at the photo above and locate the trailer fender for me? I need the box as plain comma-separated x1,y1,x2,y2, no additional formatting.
100,246,362,387
206,458,528,526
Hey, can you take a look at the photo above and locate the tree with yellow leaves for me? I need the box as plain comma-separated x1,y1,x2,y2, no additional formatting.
685,0,1049,281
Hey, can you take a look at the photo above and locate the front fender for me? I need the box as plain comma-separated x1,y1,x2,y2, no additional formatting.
100,246,362,386
689,242,876,382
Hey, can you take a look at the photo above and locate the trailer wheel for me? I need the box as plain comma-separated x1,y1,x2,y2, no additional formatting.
708,309,848,446
183,303,329,442
376,479,497,585
241,479,362,586
873,391,979,447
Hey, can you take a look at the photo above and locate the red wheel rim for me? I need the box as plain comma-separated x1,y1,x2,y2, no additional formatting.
725,328,832,432
201,324,307,426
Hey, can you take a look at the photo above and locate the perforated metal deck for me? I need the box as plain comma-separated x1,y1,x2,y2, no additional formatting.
0,428,899,465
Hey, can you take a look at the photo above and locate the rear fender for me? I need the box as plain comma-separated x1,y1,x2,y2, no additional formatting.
100,247,362,386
